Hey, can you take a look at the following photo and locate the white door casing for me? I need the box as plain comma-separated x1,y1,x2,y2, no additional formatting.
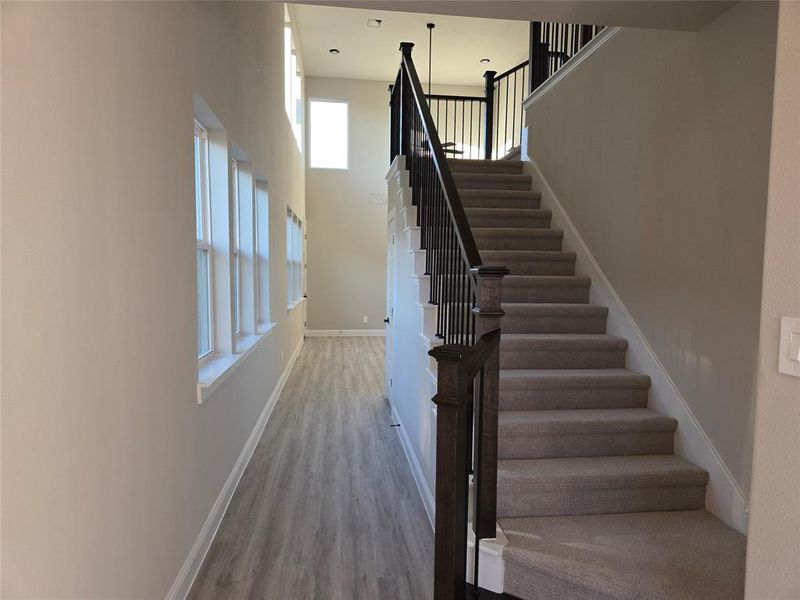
384,211,397,403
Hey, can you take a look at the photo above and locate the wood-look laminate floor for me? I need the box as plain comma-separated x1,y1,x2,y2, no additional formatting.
189,337,433,600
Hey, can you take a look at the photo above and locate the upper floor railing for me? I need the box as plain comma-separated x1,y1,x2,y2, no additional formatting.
428,20,604,161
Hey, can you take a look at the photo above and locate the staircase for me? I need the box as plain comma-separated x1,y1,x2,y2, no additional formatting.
449,158,747,600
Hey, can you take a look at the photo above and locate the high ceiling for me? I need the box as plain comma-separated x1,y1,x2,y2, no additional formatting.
291,4,528,87
293,1,736,32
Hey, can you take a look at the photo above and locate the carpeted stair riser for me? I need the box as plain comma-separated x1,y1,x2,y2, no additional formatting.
500,431,675,459
496,456,708,518
502,304,608,334
502,276,591,303
500,335,627,369
474,228,563,251
482,251,577,276
460,189,541,209
499,409,676,458
499,511,747,600
448,159,524,174
454,172,532,190
466,208,551,228
499,386,650,411
503,560,616,600
499,483,707,518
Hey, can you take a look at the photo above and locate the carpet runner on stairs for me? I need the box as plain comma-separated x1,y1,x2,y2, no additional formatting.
448,158,746,600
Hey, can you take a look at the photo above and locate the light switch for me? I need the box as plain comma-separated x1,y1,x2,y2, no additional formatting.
778,317,800,377
790,332,800,362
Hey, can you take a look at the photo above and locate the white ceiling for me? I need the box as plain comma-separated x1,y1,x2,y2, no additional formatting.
293,1,736,32
291,4,528,86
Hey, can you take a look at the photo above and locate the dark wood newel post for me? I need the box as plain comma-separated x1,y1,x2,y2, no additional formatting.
482,71,496,160
399,42,415,159
429,344,472,600
471,266,508,539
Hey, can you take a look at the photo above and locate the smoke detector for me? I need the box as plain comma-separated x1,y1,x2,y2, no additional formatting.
367,18,382,28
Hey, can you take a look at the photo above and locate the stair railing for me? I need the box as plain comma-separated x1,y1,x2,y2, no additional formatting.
389,42,508,600
422,21,604,161
528,21,605,92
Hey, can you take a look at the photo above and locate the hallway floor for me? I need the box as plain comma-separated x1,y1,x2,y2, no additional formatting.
189,337,433,600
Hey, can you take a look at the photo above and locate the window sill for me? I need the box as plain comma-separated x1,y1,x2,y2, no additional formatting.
197,323,277,404
287,297,305,311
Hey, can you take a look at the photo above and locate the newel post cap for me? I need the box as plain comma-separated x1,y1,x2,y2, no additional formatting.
399,42,415,55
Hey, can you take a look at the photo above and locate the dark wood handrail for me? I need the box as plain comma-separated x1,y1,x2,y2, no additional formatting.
399,43,482,269
426,93,485,102
493,60,527,82
390,43,509,599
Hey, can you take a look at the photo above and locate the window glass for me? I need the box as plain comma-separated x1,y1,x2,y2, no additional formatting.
309,100,348,169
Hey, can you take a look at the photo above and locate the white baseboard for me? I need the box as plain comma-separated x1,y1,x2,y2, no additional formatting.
391,405,435,529
520,134,748,533
305,329,385,337
166,336,305,600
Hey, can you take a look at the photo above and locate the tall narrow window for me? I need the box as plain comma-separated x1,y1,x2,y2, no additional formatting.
309,99,348,169
195,121,213,359
231,159,241,335
255,182,270,324
286,207,303,307
284,10,303,150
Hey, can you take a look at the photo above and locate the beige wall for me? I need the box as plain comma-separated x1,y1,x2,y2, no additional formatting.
745,2,800,597
524,1,777,500
305,77,390,332
1,2,305,598
305,78,481,332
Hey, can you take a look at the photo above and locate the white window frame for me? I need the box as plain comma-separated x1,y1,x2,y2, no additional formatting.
193,98,277,405
195,120,214,361
286,207,304,309
308,98,349,170
255,181,271,328
231,159,241,336
284,9,303,151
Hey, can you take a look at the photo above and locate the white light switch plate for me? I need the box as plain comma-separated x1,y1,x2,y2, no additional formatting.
778,316,800,377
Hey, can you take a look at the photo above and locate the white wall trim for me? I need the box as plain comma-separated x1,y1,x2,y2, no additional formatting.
522,27,621,111
520,136,748,533
305,329,385,337
391,404,435,530
166,336,305,600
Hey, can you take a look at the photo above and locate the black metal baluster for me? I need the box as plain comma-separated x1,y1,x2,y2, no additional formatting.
460,100,465,158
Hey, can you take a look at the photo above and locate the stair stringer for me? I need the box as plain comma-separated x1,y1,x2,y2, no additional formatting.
386,156,509,594
518,132,749,533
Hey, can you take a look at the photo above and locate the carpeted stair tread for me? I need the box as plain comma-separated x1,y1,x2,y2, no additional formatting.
498,510,746,600
501,333,627,350
498,409,676,459
448,158,523,174
474,228,564,251
483,250,574,260
498,455,707,490
465,207,551,219
499,408,677,436
502,303,608,317
501,303,608,333
473,227,563,238
453,171,532,190
500,368,651,390
460,189,541,210
501,334,628,369
502,275,591,303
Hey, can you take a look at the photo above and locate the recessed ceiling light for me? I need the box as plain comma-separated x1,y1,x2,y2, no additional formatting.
329,48,340,55
480,58,491,64
367,18,382,28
